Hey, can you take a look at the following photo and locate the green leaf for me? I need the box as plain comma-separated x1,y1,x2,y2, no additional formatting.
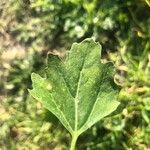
29,38,120,149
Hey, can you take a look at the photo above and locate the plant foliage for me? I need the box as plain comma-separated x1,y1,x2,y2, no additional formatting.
0,0,150,149
29,39,120,149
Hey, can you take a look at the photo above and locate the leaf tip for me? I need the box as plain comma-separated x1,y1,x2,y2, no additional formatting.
80,38,101,47
31,72,37,79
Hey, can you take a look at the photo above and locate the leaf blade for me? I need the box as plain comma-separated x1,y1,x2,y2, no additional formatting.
29,38,120,136
29,73,74,133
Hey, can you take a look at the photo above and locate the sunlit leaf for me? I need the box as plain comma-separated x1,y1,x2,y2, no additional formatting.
29,38,120,149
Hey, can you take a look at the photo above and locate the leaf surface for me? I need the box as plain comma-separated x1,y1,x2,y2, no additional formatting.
29,38,120,135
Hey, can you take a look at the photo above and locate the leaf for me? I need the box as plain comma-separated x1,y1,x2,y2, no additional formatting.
29,38,120,149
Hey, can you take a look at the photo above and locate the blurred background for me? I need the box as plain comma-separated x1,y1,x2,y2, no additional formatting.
0,0,150,149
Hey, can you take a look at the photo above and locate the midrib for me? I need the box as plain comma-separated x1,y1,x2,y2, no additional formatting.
74,51,88,131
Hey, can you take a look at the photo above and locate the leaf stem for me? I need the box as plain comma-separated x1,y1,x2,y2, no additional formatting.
70,132,78,150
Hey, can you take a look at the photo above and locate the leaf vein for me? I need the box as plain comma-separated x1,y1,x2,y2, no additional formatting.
74,46,89,131
50,93,73,133
79,66,106,132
